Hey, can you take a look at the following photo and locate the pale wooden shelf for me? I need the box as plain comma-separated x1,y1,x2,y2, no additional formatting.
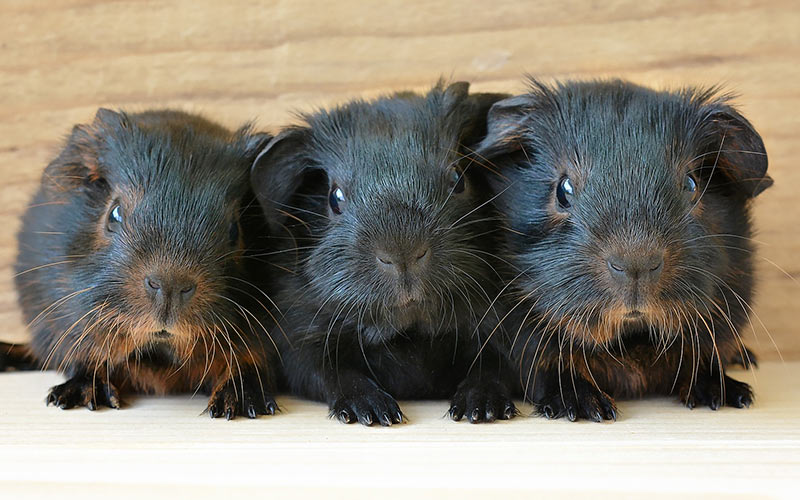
0,362,798,498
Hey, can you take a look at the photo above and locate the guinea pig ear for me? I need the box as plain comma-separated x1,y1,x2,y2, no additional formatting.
443,81,470,108
704,107,772,197
93,108,129,130
250,128,310,232
43,120,108,191
475,95,531,159
242,132,272,164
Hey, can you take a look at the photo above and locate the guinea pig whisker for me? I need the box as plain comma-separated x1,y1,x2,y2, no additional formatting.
27,286,93,330
467,274,541,373
220,313,264,405
272,201,330,221
212,314,241,393
224,278,287,340
58,302,111,374
447,184,511,231
193,325,217,398
680,264,781,360
13,259,76,278
211,293,281,364
452,144,507,180
683,233,767,245
246,246,319,258
44,303,105,372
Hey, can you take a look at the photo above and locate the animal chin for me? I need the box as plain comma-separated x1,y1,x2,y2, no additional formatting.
131,341,180,368
385,300,427,330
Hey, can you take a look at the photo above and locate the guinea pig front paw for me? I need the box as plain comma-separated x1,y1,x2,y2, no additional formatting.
207,376,278,420
532,373,616,422
329,384,404,427
680,373,753,410
46,375,121,410
449,379,517,423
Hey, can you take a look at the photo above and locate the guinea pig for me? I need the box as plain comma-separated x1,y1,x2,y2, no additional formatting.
12,109,279,419
476,79,772,421
251,82,518,426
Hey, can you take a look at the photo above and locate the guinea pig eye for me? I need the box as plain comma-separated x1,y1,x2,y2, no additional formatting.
684,174,698,197
556,176,574,210
106,203,123,233
329,184,346,215
449,167,465,194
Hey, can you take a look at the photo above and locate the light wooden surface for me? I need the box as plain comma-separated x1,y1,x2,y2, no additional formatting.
0,0,798,359
0,362,797,499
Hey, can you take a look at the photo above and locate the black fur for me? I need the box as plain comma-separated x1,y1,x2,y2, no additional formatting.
14,109,278,418
251,82,517,426
478,79,771,421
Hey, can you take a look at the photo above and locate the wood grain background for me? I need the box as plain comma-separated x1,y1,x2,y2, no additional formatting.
0,0,797,358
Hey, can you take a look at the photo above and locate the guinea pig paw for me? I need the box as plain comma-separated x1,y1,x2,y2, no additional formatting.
207,377,278,420
534,376,616,423
681,374,753,411
46,375,121,411
329,389,404,427
448,381,518,424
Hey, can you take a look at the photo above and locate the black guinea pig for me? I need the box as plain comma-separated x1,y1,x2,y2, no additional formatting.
12,109,279,419
477,79,772,421
251,82,518,426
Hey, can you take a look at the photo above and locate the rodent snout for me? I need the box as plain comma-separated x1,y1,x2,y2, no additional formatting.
606,250,664,285
374,244,431,277
144,272,198,325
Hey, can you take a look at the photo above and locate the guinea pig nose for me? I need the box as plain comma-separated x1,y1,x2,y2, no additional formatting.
178,281,197,301
145,276,162,291
375,249,396,269
607,251,665,283
415,246,430,263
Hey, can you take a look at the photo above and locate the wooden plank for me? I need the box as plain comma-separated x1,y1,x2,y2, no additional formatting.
0,362,798,497
0,0,797,361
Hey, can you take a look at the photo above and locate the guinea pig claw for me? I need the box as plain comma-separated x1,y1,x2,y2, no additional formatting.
469,408,482,423
247,405,258,419
709,397,721,411
86,399,96,411
359,412,374,426
337,409,352,424
394,411,405,424
449,405,463,421
225,407,234,420
503,404,516,420
266,401,278,415
542,405,555,419
379,412,392,427
566,407,577,422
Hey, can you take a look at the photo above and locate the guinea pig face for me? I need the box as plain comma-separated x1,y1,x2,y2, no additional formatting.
308,131,486,333
481,81,771,346
252,84,500,338
57,110,262,360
